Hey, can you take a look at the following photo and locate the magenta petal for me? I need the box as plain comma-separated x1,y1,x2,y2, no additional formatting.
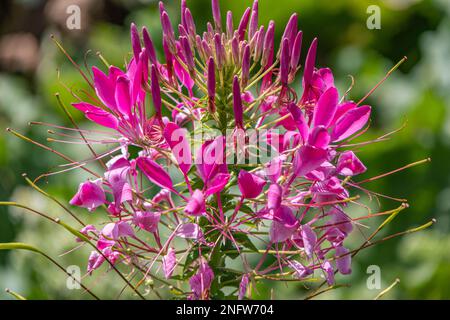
293,145,328,177
308,126,330,149
312,86,339,128
115,76,132,118
331,101,356,126
163,122,192,174
301,224,317,259
238,170,266,199
72,102,118,129
331,105,371,142
136,156,173,191
205,173,230,196
302,38,317,89
287,103,309,143
267,183,282,211
337,151,367,176
92,67,117,110
70,179,106,212
163,247,177,279
335,246,351,275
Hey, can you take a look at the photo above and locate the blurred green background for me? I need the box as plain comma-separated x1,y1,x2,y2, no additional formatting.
0,0,449,299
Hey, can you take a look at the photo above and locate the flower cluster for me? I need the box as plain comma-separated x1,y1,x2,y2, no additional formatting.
60,0,380,299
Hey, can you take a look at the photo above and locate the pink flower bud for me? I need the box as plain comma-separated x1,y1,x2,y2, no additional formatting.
290,31,303,71
180,36,195,74
249,1,259,41
231,35,240,65
226,11,234,39
211,0,222,31
130,23,141,61
254,25,265,61
281,13,298,52
237,7,251,41
241,44,251,87
214,33,225,68
150,64,162,121
280,38,290,85
202,39,212,59
233,76,244,129
184,8,197,40
262,21,275,66
142,27,158,66
160,11,176,53
207,57,216,113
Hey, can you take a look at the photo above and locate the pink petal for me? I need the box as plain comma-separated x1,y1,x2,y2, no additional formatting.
176,223,202,240
301,224,317,259
293,145,328,177
308,125,330,149
312,86,339,128
184,189,206,216
238,170,266,199
133,211,160,233
69,179,106,212
205,173,230,196
136,156,174,191
102,221,135,240
92,66,117,110
335,246,352,275
331,101,356,126
321,260,335,285
163,122,192,174
163,247,177,279
72,102,118,129
115,76,132,118
336,151,367,176
331,105,371,142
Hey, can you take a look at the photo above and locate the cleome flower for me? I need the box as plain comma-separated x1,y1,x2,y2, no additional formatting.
4,0,432,301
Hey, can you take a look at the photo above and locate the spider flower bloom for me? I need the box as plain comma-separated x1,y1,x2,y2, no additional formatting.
50,0,405,300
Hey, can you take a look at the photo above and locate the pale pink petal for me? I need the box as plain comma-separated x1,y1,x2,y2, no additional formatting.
162,247,177,279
